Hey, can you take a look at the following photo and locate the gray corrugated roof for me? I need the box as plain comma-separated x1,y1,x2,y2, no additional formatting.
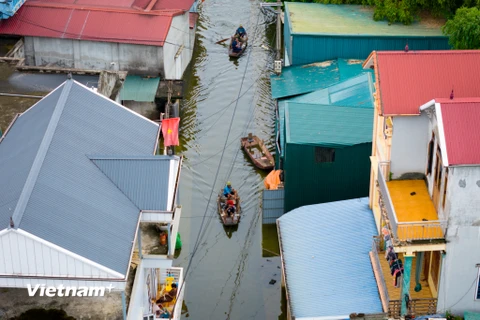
0,86,62,228
277,198,383,318
0,80,161,275
90,155,180,211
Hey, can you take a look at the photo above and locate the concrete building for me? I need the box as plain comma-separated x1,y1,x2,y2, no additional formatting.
0,0,199,79
364,50,480,316
0,78,184,319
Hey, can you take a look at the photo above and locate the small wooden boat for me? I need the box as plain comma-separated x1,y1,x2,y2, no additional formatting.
241,133,274,170
217,190,241,226
229,35,248,58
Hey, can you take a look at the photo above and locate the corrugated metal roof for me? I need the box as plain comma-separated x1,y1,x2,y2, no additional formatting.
271,59,372,100
375,51,480,115
120,76,160,102
286,2,445,37
286,102,373,147
277,73,374,158
0,87,62,229
437,99,480,166
0,2,178,46
289,73,374,108
91,155,180,211
277,197,383,318
0,79,161,274
0,0,26,19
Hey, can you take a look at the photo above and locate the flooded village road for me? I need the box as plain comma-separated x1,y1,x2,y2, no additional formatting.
176,0,282,319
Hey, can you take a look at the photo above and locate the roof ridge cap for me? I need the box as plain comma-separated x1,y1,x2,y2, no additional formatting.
10,80,73,229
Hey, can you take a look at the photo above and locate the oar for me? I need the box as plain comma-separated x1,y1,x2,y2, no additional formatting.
216,38,230,44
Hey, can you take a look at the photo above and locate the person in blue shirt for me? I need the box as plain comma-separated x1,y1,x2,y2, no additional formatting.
231,37,242,53
235,25,246,39
223,181,237,197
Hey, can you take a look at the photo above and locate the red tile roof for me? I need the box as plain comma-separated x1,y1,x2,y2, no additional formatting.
372,51,480,116
437,98,480,166
0,0,195,46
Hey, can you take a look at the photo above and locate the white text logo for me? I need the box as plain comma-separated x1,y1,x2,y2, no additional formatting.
27,284,114,297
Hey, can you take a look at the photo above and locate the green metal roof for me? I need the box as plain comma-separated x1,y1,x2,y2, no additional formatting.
271,58,372,100
120,75,160,102
285,102,374,147
286,3,445,37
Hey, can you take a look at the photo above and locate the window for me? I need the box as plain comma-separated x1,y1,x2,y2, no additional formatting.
427,133,435,175
315,147,335,163
436,148,443,189
442,168,448,209
477,267,480,299
383,116,393,139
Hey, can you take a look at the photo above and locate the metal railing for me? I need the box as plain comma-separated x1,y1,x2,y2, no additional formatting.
388,300,401,318
377,164,446,241
397,221,447,241
409,298,437,316
377,164,399,238
371,238,390,307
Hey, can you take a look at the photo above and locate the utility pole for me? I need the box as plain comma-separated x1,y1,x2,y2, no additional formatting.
260,1,283,75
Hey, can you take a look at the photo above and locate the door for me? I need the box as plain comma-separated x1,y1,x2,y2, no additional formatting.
432,148,442,209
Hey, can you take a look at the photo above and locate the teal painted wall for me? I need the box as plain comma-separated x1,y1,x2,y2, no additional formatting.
291,35,450,66
284,142,372,212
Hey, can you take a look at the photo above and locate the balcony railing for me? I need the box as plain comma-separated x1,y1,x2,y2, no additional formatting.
377,164,446,241
370,238,390,312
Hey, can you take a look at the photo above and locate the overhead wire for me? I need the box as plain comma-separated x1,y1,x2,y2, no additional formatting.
170,8,265,315
189,11,267,255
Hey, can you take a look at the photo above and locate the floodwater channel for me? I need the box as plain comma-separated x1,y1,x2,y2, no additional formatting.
175,0,283,319
0,0,283,318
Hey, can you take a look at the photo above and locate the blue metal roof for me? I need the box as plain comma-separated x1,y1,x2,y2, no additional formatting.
277,197,383,318
0,0,26,19
91,155,180,211
0,80,161,275
271,59,373,100
285,102,374,147
277,73,374,158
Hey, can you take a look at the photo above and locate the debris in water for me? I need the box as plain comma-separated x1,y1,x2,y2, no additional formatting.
269,279,276,285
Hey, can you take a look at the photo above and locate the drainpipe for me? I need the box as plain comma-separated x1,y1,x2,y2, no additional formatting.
401,255,414,315
167,222,172,256
121,291,127,320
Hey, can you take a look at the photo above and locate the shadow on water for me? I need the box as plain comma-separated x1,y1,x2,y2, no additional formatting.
223,224,239,239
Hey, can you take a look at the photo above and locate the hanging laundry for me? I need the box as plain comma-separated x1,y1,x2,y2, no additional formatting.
390,259,403,276
382,227,390,236
393,269,403,288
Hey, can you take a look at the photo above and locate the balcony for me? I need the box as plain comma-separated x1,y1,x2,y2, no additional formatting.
377,164,446,242
370,239,437,318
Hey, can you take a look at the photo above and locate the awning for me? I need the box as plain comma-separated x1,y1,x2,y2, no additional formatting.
120,75,160,102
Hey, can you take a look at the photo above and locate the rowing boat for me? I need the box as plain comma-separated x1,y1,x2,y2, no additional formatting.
228,35,248,58
217,190,241,226
240,134,274,170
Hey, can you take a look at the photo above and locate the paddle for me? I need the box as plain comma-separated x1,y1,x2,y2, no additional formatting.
216,38,230,44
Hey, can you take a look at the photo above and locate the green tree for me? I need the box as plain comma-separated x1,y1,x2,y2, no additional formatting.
443,6,480,49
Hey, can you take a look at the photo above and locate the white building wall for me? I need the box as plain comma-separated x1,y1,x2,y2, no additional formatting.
163,13,192,80
24,37,165,75
437,167,480,313
389,114,429,179
0,229,123,281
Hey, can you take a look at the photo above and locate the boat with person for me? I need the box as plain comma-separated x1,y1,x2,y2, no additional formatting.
240,133,274,170
217,190,241,226
228,33,248,58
